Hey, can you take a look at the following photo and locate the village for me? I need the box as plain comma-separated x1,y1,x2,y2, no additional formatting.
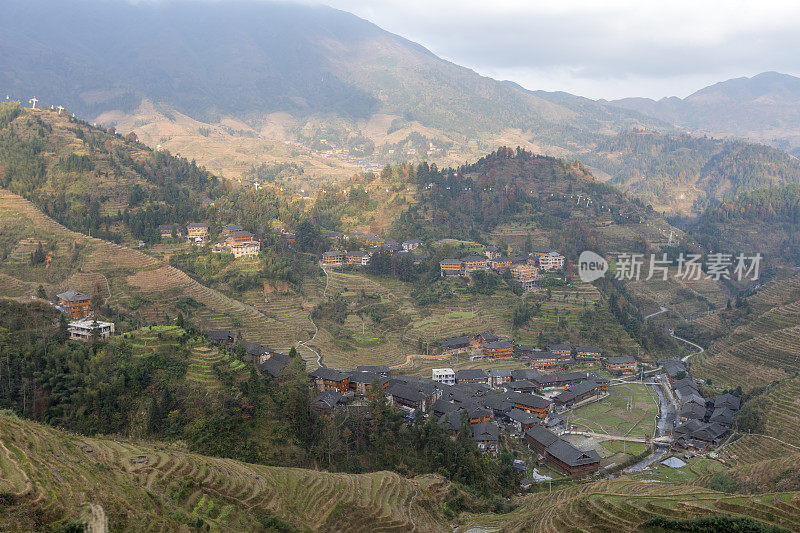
50,218,738,485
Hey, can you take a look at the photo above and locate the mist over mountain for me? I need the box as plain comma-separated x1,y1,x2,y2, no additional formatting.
611,72,800,157
3,0,799,215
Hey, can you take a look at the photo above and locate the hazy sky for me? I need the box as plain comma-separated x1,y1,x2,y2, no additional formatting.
305,0,800,100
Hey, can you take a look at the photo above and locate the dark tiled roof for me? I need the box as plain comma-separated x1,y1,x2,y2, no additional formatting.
714,393,741,411
440,335,471,349
606,356,636,364
471,421,499,441
525,425,559,448
488,369,512,377
508,392,550,410
547,344,572,352
314,390,343,410
207,330,234,342
484,340,513,350
388,383,427,403
259,353,290,377
477,332,500,343
507,408,537,424
455,369,488,381
309,367,350,382
575,346,602,354
554,381,599,403
546,440,601,467
511,369,542,381
57,289,89,302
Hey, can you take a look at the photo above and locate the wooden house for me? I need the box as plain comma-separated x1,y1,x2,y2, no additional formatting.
529,246,557,258
506,408,539,432
488,369,512,388
222,224,245,237
553,380,601,408
186,222,209,244
545,439,601,476
525,425,560,455
471,422,499,453
57,289,92,319
309,368,351,393
604,356,638,374
440,335,471,354
321,250,346,267
157,224,182,239
345,250,371,266
348,371,388,396
483,340,513,359
525,351,561,371
207,330,235,348
455,369,489,385
575,346,603,363
547,344,573,359
312,390,345,415
439,259,463,276
226,230,255,245
461,255,489,273
508,392,551,418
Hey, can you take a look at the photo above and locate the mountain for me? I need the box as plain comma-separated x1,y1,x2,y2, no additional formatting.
0,0,670,179
611,72,800,157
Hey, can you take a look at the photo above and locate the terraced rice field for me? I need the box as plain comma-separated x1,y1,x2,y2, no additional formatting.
0,414,446,532
694,271,800,388
462,479,800,532
0,189,289,348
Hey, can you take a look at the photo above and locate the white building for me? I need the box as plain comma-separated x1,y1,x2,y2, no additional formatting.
68,319,115,342
432,368,456,386
538,251,565,271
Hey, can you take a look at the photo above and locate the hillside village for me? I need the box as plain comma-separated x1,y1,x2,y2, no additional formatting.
0,100,795,531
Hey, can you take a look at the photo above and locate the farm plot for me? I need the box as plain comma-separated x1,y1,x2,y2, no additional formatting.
569,383,658,438
0,413,447,532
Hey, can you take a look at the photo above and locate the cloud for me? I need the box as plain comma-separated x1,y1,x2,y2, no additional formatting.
308,0,800,99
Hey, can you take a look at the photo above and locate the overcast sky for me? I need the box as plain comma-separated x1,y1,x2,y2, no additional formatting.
307,0,800,100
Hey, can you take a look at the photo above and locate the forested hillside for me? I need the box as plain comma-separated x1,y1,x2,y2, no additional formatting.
577,131,800,214
611,71,800,158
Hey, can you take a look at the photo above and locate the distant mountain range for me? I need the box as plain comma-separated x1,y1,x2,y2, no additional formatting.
3,0,800,214
610,72,800,157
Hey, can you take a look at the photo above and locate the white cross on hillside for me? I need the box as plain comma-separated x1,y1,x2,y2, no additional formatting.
56,106,65,115
28,96,38,109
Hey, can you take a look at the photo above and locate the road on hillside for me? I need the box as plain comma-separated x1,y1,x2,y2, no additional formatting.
297,266,328,369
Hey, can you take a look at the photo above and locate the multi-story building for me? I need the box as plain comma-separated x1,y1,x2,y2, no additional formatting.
57,289,92,319
440,259,463,276
538,251,566,270
68,319,114,341
321,250,346,267
186,222,209,244
432,368,456,386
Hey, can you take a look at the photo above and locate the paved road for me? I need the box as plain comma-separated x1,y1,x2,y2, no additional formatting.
644,306,669,321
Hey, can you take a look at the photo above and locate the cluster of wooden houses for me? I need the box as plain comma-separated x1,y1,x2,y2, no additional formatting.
155,223,261,257
306,361,606,475
212,225,261,258
439,334,638,374
662,358,740,451
439,246,565,288
320,233,425,269
206,330,291,378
